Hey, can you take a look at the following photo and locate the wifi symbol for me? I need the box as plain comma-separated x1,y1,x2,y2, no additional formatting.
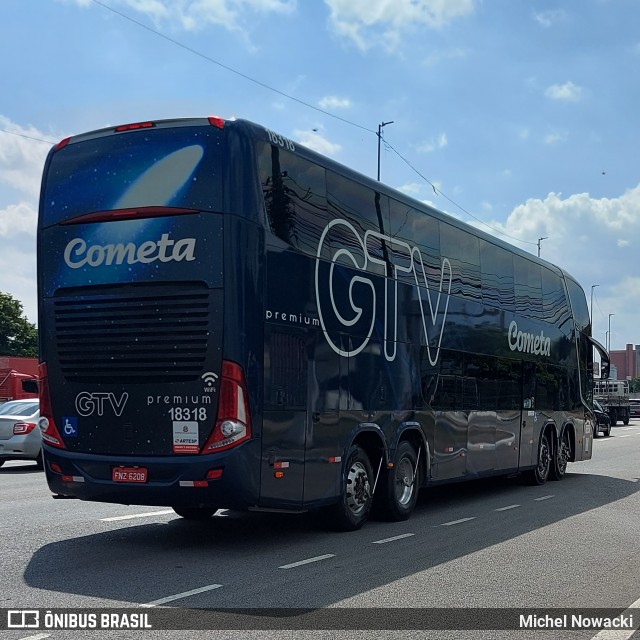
201,372,219,387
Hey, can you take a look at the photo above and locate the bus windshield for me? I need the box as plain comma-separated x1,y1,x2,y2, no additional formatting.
41,123,223,226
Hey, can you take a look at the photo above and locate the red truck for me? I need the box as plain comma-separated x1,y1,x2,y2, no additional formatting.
0,357,39,403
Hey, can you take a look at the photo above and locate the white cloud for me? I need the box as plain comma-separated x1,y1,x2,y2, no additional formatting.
318,96,352,110
545,81,583,101
62,0,296,32
0,117,51,323
533,9,566,28
397,183,422,196
0,118,52,198
0,202,37,238
544,131,568,145
504,185,640,250
293,129,342,156
324,0,475,51
415,132,447,153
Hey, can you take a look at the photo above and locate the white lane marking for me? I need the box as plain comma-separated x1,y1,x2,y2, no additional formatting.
372,533,415,544
18,635,51,640
618,435,630,438
441,517,476,526
495,504,520,511
141,584,223,608
534,495,555,501
589,592,640,640
101,509,174,522
278,554,335,569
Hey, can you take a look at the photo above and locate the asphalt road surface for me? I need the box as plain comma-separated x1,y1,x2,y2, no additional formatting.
2,420,640,640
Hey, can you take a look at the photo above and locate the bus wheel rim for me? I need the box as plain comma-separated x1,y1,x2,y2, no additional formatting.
346,461,370,515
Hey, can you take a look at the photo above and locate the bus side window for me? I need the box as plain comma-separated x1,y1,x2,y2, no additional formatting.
440,222,481,302
480,240,515,312
258,142,329,258
514,255,543,319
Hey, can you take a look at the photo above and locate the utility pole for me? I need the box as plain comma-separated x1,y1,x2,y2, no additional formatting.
377,121,394,181
537,236,548,257
608,313,615,352
590,284,599,326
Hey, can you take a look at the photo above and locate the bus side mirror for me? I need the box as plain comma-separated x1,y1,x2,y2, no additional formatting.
600,361,610,380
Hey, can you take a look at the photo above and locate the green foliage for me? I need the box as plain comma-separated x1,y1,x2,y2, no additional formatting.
629,377,640,394
0,292,37,357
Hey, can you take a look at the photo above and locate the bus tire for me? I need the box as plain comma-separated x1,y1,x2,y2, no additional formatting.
623,411,630,426
550,429,570,481
172,506,218,520
328,445,374,531
524,431,551,486
378,441,419,521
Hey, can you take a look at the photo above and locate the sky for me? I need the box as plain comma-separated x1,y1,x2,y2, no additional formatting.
1,0,639,357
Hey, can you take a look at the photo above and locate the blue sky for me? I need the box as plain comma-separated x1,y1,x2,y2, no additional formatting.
1,0,639,359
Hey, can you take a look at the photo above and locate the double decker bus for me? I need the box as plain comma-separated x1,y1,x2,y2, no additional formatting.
37,116,609,530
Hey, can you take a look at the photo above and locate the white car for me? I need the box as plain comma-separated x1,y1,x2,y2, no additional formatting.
0,399,41,468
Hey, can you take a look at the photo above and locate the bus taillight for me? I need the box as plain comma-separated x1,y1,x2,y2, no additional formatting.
114,121,155,132
54,137,71,152
38,363,66,449
202,361,251,453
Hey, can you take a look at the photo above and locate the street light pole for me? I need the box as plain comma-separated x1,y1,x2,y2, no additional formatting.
377,121,394,181
590,284,599,326
537,236,548,257
608,313,615,352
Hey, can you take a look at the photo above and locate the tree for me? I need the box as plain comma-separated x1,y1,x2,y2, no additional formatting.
0,292,37,357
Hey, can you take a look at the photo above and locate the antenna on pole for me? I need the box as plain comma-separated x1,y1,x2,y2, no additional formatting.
537,236,548,257
377,121,394,181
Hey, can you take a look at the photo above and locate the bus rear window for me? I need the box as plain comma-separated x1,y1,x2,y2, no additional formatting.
41,125,223,226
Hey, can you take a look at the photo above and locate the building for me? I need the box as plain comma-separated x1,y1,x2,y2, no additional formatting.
609,344,640,381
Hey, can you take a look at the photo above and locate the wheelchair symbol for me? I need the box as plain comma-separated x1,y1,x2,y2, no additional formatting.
62,417,78,436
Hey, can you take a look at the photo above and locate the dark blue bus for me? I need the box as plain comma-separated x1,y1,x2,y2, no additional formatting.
37,116,609,530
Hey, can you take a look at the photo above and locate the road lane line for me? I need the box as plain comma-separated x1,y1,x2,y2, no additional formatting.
534,495,554,501
372,533,415,544
589,592,640,640
18,635,51,640
441,517,476,526
495,504,520,511
278,554,335,569
141,584,223,607
101,509,174,522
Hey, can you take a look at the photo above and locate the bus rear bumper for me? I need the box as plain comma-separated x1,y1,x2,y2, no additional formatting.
41,442,260,510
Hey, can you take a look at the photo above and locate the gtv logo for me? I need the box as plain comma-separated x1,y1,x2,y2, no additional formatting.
75,392,129,417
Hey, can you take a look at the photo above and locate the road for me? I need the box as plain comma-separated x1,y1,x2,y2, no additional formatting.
2,420,640,640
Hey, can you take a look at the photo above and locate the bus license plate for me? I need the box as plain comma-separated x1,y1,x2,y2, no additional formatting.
112,467,148,483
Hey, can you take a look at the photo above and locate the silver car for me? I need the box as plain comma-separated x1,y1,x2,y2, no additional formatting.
0,399,41,468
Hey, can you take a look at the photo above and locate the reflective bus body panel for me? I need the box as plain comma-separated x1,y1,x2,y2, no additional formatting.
37,118,594,514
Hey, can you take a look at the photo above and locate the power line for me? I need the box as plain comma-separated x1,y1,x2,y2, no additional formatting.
4,0,537,249
90,0,374,134
382,137,538,246
0,127,56,145
89,0,536,247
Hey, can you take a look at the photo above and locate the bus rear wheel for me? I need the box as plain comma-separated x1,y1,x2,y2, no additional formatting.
525,432,551,486
377,441,419,521
328,445,374,531
172,506,218,520
550,429,570,481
